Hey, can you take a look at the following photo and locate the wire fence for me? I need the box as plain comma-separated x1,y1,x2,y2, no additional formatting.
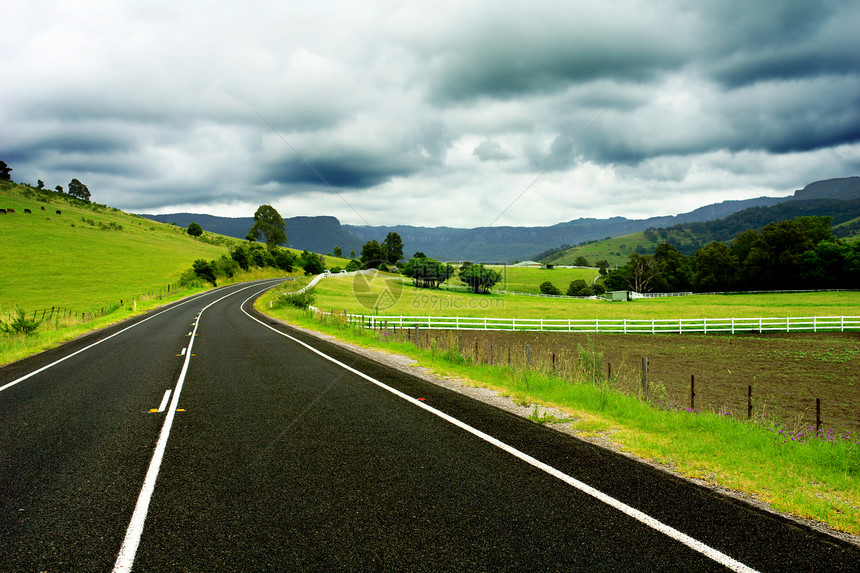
344,314,860,334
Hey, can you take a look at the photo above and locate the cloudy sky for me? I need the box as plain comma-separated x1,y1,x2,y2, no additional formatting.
3,0,859,228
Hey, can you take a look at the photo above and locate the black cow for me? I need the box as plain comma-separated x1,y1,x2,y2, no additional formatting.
23,208,32,214
41,206,46,210
56,210,62,215
0,209,6,214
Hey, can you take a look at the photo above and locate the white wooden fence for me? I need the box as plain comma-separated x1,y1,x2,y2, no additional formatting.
344,314,860,334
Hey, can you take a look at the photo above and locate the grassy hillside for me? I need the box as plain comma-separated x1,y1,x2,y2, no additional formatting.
0,181,238,314
492,265,600,294
540,232,658,266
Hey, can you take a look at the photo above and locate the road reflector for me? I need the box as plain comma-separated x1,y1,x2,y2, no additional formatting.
149,408,158,413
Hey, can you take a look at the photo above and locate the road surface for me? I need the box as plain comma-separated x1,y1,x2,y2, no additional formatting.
1,279,858,571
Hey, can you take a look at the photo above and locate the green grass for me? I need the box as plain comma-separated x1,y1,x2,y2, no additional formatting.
542,232,658,266
0,180,296,365
255,291,860,535
307,272,859,320
0,181,238,312
490,265,599,294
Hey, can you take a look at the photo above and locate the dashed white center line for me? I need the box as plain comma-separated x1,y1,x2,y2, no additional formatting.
157,390,172,413
180,347,187,356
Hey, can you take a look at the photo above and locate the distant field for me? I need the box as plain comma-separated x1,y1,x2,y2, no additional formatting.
542,232,658,266
309,272,859,320
490,265,599,294
0,182,236,313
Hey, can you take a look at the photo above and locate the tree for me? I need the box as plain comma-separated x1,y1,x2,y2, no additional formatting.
573,256,590,267
192,259,218,286
350,250,356,259
300,250,324,275
460,263,501,294
333,245,342,258
360,240,387,269
187,222,203,237
539,280,561,295
272,247,295,272
693,242,740,292
0,160,11,181
567,279,593,296
413,251,426,259
68,178,91,202
247,204,287,252
55,185,63,193
37,180,44,189
402,257,454,288
382,232,404,264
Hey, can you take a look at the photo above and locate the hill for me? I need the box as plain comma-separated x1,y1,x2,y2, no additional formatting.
0,181,238,313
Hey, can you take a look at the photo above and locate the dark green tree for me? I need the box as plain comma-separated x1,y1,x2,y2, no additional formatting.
402,257,454,288
300,250,325,275
272,247,295,272
247,204,287,252
333,245,342,258
360,240,387,269
566,279,593,296
382,232,404,264
539,280,561,295
192,259,218,286
55,185,63,193
460,264,501,294
187,222,203,237
68,178,91,202
0,161,11,181
37,180,44,189
693,242,740,292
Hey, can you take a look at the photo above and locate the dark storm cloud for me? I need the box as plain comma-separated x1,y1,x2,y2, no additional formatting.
1,0,858,226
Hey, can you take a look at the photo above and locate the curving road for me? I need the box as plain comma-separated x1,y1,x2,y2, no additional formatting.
1,279,858,572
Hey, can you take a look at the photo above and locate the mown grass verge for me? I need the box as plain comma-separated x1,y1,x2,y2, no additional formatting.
256,282,860,536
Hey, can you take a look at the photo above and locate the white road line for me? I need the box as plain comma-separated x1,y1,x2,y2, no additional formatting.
157,390,171,413
112,281,276,573
0,291,216,394
240,292,759,573
180,347,187,356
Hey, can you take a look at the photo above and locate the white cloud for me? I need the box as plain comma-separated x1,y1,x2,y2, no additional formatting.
1,0,858,227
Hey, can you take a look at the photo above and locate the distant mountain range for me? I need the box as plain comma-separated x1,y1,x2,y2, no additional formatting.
140,176,859,262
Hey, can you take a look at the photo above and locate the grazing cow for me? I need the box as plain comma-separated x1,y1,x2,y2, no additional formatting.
0,209,6,214
7,208,15,213
41,206,46,210
23,208,32,214
56,209,62,215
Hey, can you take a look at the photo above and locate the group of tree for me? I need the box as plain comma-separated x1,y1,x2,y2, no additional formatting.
602,216,860,293
402,257,455,288
359,232,405,269
459,262,502,294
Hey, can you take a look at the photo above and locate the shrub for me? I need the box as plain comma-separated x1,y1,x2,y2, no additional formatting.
0,307,41,335
192,259,218,286
539,280,561,295
274,287,316,309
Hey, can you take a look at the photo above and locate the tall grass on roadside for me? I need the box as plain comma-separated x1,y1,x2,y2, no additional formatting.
256,291,860,535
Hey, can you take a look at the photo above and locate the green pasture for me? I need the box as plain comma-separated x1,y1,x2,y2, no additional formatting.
0,183,238,313
542,232,657,266
309,272,859,320
490,265,599,294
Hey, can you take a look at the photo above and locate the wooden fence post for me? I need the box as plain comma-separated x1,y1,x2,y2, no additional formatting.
607,362,612,379
748,385,753,419
641,357,649,400
816,398,821,433
690,375,695,410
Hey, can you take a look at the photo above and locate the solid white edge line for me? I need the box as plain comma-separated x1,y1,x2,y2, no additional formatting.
112,281,283,573
0,283,278,395
157,390,171,413
240,292,759,573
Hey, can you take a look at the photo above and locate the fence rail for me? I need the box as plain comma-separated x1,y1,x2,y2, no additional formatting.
345,314,860,334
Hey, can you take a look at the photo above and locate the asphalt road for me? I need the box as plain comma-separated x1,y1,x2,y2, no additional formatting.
1,279,858,572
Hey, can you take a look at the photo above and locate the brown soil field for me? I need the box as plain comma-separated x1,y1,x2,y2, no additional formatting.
417,330,860,435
